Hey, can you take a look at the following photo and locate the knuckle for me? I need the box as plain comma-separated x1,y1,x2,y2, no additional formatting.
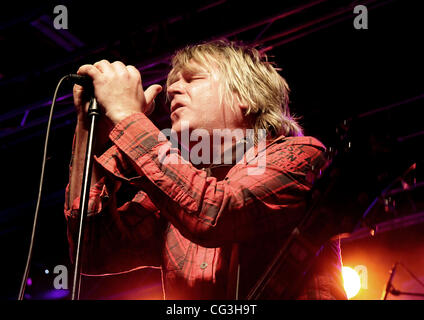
127,66,142,81
77,64,90,72
93,59,110,69
112,60,124,66
112,61,128,76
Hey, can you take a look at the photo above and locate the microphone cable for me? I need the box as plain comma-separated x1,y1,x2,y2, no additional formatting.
18,75,76,300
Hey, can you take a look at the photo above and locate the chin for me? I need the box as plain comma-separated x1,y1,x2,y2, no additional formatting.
171,128,181,137
171,117,194,133
171,121,181,134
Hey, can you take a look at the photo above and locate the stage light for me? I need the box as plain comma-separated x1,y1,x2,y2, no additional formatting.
342,266,361,299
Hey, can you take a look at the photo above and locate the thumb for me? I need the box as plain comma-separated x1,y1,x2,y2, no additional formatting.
144,84,163,115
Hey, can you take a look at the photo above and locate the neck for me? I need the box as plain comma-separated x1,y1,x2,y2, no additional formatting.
178,132,253,169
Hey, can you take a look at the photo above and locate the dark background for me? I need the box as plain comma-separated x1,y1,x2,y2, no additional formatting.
0,0,422,300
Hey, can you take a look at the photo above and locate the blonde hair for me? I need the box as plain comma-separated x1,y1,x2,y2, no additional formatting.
166,39,303,138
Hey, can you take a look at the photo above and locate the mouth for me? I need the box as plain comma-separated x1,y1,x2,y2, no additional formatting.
170,102,184,114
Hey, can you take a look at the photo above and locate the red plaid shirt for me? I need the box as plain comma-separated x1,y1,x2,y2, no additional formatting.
65,113,347,300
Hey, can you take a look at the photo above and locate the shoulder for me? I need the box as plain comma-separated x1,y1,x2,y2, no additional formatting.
263,135,328,174
268,135,326,152
266,135,326,159
229,135,328,178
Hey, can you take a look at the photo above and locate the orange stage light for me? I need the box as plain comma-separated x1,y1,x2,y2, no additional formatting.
342,266,361,299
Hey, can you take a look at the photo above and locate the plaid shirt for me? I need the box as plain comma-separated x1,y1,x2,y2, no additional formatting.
65,113,347,300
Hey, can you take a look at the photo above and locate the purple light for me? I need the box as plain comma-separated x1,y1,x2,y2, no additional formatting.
42,289,70,300
26,278,32,286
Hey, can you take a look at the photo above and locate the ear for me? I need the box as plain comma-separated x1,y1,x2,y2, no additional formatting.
234,94,249,115
238,102,249,114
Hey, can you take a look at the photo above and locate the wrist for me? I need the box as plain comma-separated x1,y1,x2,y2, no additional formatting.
76,116,90,131
108,110,140,125
75,117,110,155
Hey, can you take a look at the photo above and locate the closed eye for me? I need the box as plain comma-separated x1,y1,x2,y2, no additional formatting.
188,76,204,82
183,71,209,82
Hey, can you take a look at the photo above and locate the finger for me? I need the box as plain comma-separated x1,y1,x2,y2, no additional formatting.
73,83,92,99
144,84,163,105
93,59,113,73
72,84,82,105
73,83,84,93
111,61,128,75
72,84,91,121
126,65,142,82
77,64,103,81
144,84,163,115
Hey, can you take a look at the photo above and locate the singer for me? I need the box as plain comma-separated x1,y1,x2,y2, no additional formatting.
64,39,347,299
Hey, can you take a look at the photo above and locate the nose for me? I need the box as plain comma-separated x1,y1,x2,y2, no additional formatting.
167,79,185,99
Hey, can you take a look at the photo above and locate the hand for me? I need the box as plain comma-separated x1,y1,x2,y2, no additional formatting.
75,60,162,125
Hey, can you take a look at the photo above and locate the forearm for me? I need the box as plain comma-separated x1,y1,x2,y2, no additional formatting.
68,120,107,209
100,114,323,247
66,194,163,275
65,122,163,273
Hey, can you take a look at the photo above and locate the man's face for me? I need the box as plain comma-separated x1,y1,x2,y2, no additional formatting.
167,61,244,136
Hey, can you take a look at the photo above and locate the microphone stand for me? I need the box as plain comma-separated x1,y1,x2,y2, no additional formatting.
71,96,100,300
389,288,424,298
382,263,398,300
247,120,353,300
382,263,424,300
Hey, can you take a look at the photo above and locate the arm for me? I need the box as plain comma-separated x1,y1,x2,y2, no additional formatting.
68,59,162,208
65,138,166,274
65,61,164,275
67,84,111,209
97,113,328,248
74,59,327,248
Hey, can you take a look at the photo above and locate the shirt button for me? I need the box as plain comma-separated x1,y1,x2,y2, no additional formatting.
200,262,208,269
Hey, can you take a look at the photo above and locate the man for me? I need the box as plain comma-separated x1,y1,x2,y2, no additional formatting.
65,40,347,299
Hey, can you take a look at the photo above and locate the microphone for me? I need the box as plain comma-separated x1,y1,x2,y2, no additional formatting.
381,263,398,300
67,74,93,88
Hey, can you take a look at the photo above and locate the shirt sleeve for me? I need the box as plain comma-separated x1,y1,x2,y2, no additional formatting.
97,113,328,248
64,135,164,275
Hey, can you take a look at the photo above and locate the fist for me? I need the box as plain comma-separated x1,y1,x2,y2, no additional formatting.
75,60,162,124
